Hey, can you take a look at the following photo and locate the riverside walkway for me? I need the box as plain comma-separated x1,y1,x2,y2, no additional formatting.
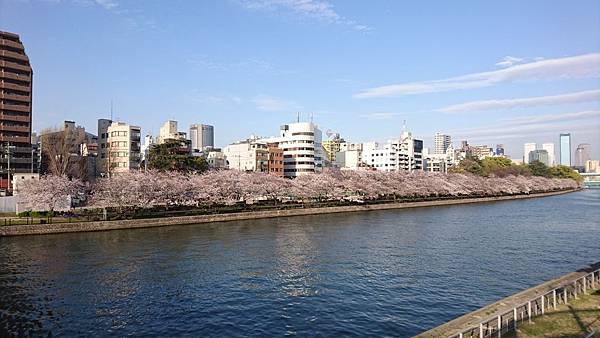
416,262,600,338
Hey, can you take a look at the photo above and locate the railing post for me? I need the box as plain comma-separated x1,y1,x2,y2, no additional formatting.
459,333,463,338
479,323,483,337
553,289,556,309
513,307,517,329
583,276,587,294
542,295,546,314
528,301,532,322
564,288,568,304
497,315,501,337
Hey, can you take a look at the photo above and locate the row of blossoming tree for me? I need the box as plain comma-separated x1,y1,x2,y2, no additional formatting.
18,169,579,212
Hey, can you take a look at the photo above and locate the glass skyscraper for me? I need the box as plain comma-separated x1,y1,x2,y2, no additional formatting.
559,133,571,166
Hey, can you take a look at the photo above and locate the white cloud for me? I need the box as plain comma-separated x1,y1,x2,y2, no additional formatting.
359,112,401,120
239,0,370,31
354,53,600,98
253,95,298,111
449,110,600,139
439,89,600,113
495,56,524,68
93,0,118,10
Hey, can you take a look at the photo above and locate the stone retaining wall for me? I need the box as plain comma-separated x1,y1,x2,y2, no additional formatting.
0,189,577,237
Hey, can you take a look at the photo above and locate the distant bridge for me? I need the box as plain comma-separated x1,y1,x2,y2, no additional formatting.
580,172,600,188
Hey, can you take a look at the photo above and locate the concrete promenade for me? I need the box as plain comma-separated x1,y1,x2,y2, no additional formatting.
0,189,576,237
416,261,600,338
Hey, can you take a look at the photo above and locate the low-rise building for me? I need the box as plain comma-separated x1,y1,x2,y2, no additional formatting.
223,137,269,172
361,131,423,172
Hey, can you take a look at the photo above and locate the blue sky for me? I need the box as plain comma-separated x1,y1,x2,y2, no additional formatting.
2,0,600,159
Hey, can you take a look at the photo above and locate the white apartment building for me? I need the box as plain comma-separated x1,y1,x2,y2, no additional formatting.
223,138,269,172
190,124,214,152
523,143,536,164
434,133,452,154
261,122,323,178
423,144,455,173
158,120,186,144
335,142,363,170
361,131,423,172
542,143,555,166
97,120,141,175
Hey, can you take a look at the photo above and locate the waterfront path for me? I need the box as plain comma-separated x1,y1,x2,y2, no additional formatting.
0,189,576,237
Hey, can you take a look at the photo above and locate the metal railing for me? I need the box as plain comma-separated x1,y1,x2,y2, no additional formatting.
448,268,600,338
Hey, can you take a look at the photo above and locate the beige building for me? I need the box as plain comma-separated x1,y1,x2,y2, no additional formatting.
585,160,599,173
158,120,186,144
97,119,141,175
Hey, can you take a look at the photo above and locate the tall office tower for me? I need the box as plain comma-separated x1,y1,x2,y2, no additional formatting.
189,123,214,152
559,133,571,166
0,31,34,191
575,143,591,167
523,143,536,164
434,133,451,154
541,143,555,166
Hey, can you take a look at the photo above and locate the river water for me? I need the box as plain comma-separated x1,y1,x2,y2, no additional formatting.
1,190,599,337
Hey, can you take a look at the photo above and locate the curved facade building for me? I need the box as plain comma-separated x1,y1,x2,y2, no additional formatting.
262,122,322,178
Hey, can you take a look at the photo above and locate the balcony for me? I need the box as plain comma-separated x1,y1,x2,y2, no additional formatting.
0,157,31,164
0,82,30,92
0,103,30,113
0,135,30,143
0,125,29,133
0,60,30,73
0,92,30,103
0,39,24,50
0,50,29,62
0,71,30,83
0,114,30,122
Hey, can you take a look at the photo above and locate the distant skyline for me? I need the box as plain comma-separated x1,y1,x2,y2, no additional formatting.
1,0,599,159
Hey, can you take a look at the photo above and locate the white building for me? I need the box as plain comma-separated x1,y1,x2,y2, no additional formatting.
542,143,555,166
140,134,154,170
97,120,141,175
334,142,363,170
423,144,455,173
223,138,269,172
190,124,214,152
361,131,423,172
523,143,536,164
434,133,452,154
206,150,227,170
158,120,186,144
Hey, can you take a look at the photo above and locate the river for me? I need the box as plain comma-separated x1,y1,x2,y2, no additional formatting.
1,189,599,337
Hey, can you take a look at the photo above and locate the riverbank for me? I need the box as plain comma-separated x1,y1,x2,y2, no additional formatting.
416,261,600,338
0,188,578,237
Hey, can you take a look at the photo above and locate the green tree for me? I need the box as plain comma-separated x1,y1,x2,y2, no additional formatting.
528,160,550,177
548,165,582,182
148,139,208,173
481,157,513,176
451,155,485,176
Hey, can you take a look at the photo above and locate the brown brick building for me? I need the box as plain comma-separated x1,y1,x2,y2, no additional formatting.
0,31,34,191
267,143,284,177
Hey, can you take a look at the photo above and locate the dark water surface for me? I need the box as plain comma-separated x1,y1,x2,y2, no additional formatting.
1,190,599,337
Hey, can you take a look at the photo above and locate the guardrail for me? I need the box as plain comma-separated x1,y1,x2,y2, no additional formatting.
445,268,600,338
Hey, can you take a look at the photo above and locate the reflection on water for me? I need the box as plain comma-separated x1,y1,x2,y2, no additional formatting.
1,189,599,337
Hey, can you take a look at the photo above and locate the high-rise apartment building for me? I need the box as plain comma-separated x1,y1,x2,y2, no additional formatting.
189,123,214,152
523,143,536,164
559,133,571,166
541,143,555,166
97,119,141,175
1,31,34,191
434,133,451,154
575,143,591,167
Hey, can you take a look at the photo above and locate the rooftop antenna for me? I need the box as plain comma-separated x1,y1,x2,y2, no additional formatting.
110,100,114,121
310,112,313,123
402,119,407,133
297,112,300,123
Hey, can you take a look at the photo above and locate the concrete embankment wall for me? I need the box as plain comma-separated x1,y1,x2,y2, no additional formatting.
0,189,576,237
